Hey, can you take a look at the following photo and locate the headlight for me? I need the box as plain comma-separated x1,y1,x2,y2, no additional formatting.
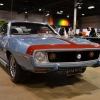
34,51,46,63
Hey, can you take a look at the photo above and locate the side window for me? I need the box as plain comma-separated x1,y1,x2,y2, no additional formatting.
0,24,8,34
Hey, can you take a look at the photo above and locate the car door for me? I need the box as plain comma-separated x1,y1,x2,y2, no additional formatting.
0,23,8,61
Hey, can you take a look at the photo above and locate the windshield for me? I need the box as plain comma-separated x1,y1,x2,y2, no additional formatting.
11,22,56,36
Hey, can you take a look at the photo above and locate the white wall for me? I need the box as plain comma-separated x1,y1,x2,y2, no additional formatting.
28,14,49,24
0,10,49,23
0,10,25,21
80,15,100,30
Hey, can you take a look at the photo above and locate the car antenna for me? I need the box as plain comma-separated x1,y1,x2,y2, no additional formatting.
11,0,13,20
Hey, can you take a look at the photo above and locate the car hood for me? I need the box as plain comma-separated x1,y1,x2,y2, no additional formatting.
11,35,100,55
16,35,98,46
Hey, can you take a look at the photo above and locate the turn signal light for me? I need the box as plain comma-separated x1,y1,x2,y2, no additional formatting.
49,53,56,60
89,52,94,57
35,69,48,72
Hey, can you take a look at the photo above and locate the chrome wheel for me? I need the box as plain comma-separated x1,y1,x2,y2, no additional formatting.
9,56,16,78
9,54,25,83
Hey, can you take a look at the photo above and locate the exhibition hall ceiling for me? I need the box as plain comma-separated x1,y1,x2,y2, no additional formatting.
0,0,100,18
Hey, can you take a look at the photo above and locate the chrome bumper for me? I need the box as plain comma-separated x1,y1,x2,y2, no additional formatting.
32,59,100,71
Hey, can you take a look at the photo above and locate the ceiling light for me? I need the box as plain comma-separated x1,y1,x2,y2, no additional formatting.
45,13,50,16
39,9,42,11
88,6,95,9
57,11,62,14
82,14,85,16
67,15,69,18
57,11,59,14
0,3,3,6
25,11,27,14
77,2,80,4
78,6,81,9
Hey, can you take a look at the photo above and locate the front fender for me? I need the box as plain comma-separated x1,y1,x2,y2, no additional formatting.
6,38,34,71
6,38,29,54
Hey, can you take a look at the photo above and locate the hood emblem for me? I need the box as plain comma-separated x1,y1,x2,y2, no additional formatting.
77,54,81,59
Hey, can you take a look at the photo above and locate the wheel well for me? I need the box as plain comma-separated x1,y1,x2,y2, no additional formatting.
6,51,11,60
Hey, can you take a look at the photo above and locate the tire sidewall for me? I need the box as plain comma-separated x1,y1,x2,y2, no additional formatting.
9,54,22,83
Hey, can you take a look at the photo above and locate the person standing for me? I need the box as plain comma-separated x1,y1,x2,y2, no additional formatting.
86,27,91,36
68,27,74,37
89,27,96,37
59,26,68,38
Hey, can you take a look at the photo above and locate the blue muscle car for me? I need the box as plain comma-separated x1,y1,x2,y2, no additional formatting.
0,21,100,83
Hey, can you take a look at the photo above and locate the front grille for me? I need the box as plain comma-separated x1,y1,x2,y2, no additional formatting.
48,51,100,62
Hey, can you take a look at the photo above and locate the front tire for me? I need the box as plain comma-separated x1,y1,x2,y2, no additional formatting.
9,54,25,83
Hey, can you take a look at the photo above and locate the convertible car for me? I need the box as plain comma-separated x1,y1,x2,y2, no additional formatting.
0,21,100,83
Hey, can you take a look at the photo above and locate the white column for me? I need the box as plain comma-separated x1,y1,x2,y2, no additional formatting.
73,0,77,34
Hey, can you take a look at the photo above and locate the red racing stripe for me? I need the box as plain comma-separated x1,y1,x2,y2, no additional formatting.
55,38,75,44
26,43,100,55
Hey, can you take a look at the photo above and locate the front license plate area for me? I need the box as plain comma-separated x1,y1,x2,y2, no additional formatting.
67,67,82,76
